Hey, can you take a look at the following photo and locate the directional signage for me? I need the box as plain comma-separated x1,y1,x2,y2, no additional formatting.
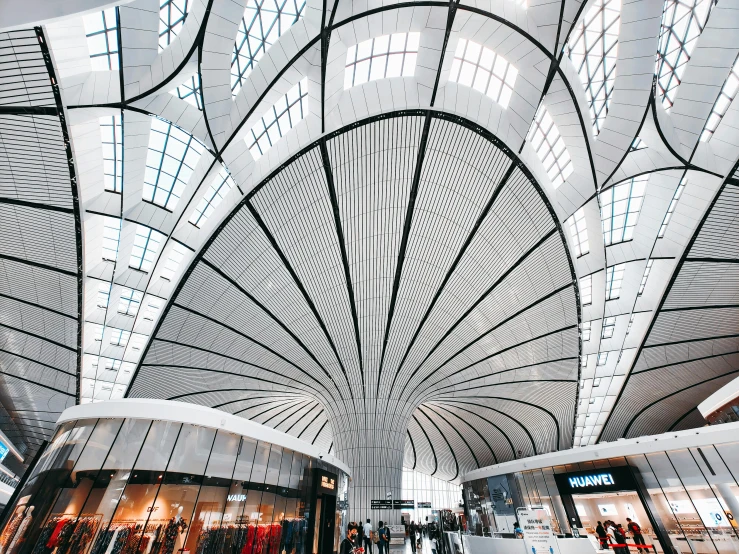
372,500,393,510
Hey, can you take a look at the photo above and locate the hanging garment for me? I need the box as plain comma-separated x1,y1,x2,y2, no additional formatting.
0,508,26,554
6,509,34,554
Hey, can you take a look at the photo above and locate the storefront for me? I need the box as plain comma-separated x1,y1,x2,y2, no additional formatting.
0,399,349,554
461,422,739,554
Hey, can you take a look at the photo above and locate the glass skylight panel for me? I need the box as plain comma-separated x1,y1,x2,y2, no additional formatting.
102,217,121,262
160,242,187,281
527,105,574,188
601,316,616,339
100,114,123,192
344,32,420,89
658,177,686,237
172,74,203,110
638,260,654,295
448,39,518,108
144,118,203,210
581,275,593,305
567,0,621,134
247,78,308,161
96,282,111,309
190,167,236,228
83,8,119,71
701,60,739,141
601,174,648,245
110,328,131,347
629,137,646,151
567,208,589,257
159,0,189,50
130,225,165,273
118,288,144,316
581,321,592,341
605,263,625,300
656,0,715,110
143,299,163,322
597,351,609,365
231,0,306,96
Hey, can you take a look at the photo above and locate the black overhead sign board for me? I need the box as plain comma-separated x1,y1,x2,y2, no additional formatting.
417,502,432,509
371,500,415,509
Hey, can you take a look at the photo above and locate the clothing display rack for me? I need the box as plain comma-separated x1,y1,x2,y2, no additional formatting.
31,514,102,554
89,518,185,554
193,518,307,554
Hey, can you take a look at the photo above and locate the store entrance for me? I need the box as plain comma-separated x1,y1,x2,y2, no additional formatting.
309,470,338,554
572,491,657,552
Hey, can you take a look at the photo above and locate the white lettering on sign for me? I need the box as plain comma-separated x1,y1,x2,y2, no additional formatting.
228,494,247,502
568,474,614,488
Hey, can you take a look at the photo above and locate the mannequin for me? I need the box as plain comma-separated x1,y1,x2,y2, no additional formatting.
0,506,26,554
6,506,34,554
162,507,187,554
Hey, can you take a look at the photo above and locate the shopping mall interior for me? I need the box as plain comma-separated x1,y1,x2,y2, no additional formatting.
0,0,739,552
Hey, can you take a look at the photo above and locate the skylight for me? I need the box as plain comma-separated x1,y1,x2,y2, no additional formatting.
247,78,308,161
638,259,654,295
100,114,123,193
83,8,119,71
601,316,616,339
172,74,203,110
581,321,592,341
601,174,648,245
130,225,165,273
581,275,593,306
97,282,111,309
567,0,621,134
656,0,715,110
344,32,420,89
629,137,646,151
118,288,144,316
110,328,131,347
700,59,739,141
190,167,236,228
658,177,686,237
567,207,589,257
527,105,574,188
160,242,187,281
231,0,306,96
605,263,625,300
449,39,518,109
144,118,203,210
102,217,121,262
159,0,189,51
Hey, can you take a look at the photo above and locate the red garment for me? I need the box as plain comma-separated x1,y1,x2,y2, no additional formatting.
254,525,268,554
268,524,282,554
242,524,256,554
47,519,69,548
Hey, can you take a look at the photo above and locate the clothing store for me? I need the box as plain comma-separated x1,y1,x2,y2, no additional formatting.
0,400,349,554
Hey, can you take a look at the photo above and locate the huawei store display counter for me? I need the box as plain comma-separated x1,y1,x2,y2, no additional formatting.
462,535,599,554
0,400,349,554
462,422,739,554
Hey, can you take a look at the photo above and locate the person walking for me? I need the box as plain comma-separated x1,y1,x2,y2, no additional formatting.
626,519,645,548
596,521,609,550
363,519,374,554
377,521,390,554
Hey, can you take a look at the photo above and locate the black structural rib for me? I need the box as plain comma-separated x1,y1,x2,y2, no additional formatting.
311,419,330,445
422,404,480,468
0,196,74,214
412,414,439,475
0,323,76,352
388,161,516,398
238,398,302,420
433,402,516,461
622,369,739,437
417,406,460,480
246,202,354,400
262,399,314,427
272,400,317,431
211,393,304,410
430,0,460,107
430,402,498,464
0,293,76,320
668,408,701,432
376,113,432,395
297,408,325,440
200,258,338,394
599,159,739,442
406,430,417,469
285,402,320,434
320,141,364,390
0,253,76,277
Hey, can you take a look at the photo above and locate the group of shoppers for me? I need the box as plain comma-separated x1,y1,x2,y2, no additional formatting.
595,519,645,552
341,520,390,554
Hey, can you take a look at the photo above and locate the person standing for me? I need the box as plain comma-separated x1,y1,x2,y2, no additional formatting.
626,519,645,547
341,525,358,554
363,519,373,554
377,521,390,554
596,521,608,550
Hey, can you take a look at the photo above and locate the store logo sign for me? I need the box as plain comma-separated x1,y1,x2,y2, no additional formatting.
568,473,615,488
228,494,247,502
